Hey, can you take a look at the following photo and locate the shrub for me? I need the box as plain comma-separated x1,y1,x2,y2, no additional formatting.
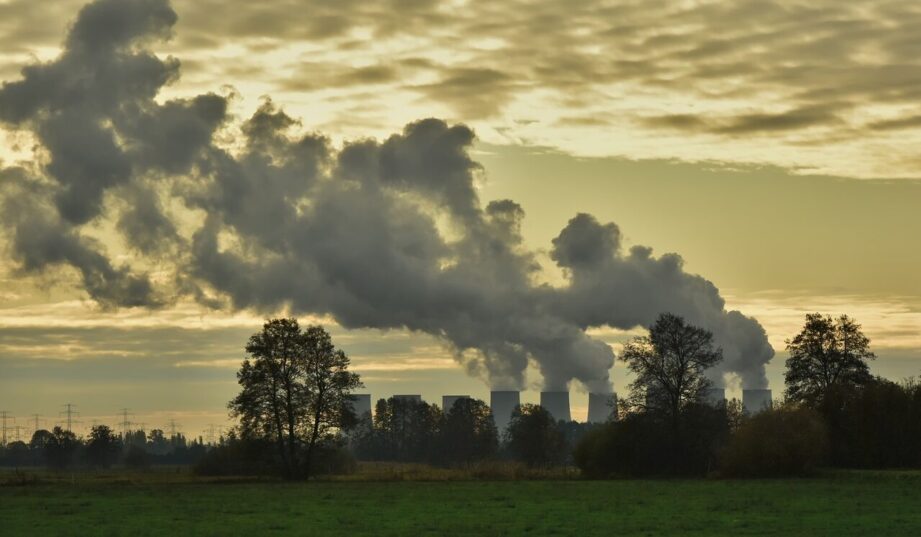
720,405,828,477
575,404,731,478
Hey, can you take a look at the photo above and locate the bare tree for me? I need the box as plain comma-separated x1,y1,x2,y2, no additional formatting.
620,313,723,430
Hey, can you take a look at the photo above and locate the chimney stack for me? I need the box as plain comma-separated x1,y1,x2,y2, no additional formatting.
742,389,772,414
490,391,520,432
587,392,617,423
442,395,471,413
540,391,571,422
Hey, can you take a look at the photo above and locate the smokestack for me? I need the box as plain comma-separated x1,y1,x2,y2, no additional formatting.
442,395,471,413
742,389,772,414
347,393,372,422
587,392,617,423
392,395,423,403
540,391,571,422
490,390,520,433
703,388,726,407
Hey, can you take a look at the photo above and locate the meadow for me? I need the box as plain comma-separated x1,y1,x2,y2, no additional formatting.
2,467,921,536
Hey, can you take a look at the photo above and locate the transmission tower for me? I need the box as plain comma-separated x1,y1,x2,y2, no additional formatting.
31,414,42,436
204,424,220,446
167,419,181,440
118,408,133,437
60,403,80,432
0,411,10,446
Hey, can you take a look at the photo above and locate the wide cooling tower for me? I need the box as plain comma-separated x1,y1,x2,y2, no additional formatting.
703,388,726,406
347,394,372,422
742,389,772,414
540,391,571,422
442,395,471,412
490,391,520,432
587,392,617,423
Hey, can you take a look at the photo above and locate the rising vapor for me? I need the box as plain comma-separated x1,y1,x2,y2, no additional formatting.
0,0,773,391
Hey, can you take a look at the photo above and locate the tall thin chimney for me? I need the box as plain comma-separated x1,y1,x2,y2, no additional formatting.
587,392,617,423
742,389,772,414
490,390,520,433
540,391,571,422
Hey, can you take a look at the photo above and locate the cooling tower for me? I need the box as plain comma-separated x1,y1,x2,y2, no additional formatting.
587,392,617,423
703,388,726,406
347,393,372,422
392,394,423,403
490,390,520,432
442,395,471,412
540,391,572,422
742,389,772,414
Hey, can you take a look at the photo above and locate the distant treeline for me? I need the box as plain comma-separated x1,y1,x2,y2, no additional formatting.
4,314,919,479
0,426,209,469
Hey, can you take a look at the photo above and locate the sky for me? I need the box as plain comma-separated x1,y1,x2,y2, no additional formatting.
0,0,919,439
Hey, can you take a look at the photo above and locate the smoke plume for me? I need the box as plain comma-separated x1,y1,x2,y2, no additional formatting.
0,0,773,390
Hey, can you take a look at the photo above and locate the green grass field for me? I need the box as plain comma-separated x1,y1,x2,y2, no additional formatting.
2,468,921,536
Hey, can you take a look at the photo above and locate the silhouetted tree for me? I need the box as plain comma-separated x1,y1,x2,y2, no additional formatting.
784,313,875,406
85,425,120,468
505,404,566,467
438,398,498,465
29,429,54,466
620,313,723,430
364,397,442,462
230,319,362,479
45,427,79,470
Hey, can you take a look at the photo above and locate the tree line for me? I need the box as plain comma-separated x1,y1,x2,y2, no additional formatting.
0,425,207,469
7,313,916,479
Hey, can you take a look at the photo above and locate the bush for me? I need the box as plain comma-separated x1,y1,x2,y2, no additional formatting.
720,405,828,477
575,404,731,478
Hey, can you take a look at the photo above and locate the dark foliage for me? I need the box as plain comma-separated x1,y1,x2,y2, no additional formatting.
785,313,874,406
504,404,567,468
85,425,120,468
575,403,731,478
437,398,499,466
721,405,828,477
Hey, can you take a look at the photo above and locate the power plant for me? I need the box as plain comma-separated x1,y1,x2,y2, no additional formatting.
703,388,726,406
442,395,470,412
490,391,521,432
348,394,372,421
540,391,571,422
742,389,773,414
587,393,617,423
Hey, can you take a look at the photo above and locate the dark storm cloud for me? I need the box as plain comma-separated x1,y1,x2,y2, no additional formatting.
0,0,776,390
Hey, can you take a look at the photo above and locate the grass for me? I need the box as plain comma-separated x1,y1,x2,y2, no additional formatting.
2,467,921,536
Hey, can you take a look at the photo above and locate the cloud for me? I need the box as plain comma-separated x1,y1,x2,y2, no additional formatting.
0,0,776,392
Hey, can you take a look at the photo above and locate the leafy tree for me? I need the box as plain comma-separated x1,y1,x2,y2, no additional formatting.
784,313,875,406
505,404,566,467
365,397,442,462
86,425,120,468
45,427,79,470
438,398,498,465
29,429,54,466
620,313,723,429
230,319,362,479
